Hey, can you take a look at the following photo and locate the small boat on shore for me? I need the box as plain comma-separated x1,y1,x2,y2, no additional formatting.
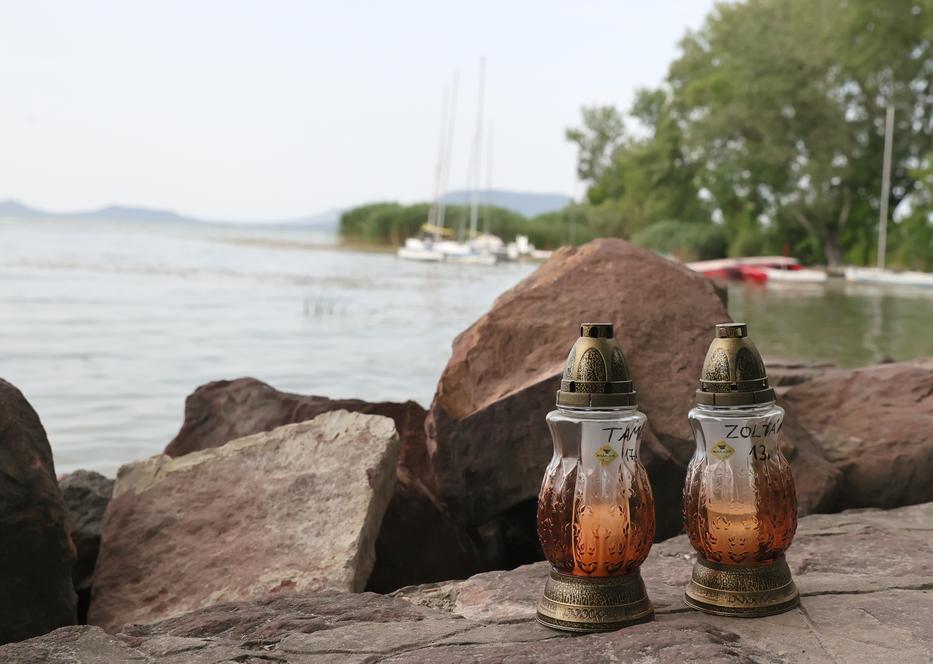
500,235,553,262
398,63,499,267
844,267,933,288
737,263,768,283
439,240,497,265
765,266,828,284
687,256,826,284
396,236,498,265
397,237,445,262
845,107,933,290
685,258,739,280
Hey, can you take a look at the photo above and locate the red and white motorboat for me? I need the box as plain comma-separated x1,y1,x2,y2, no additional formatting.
686,256,827,284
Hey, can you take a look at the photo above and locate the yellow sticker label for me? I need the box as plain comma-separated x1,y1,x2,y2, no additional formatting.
710,440,735,461
594,443,619,466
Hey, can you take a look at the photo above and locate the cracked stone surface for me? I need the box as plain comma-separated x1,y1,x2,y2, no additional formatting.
781,358,933,511
88,411,400,633
2,503,930,663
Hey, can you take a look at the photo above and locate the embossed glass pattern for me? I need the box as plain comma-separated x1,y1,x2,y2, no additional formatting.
538,408,655,577
683,403,797,566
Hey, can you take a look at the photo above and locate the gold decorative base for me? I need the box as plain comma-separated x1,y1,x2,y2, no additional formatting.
684,554,799,617
536,569,654,633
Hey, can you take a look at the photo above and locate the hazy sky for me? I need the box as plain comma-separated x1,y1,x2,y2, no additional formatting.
0,1,716,220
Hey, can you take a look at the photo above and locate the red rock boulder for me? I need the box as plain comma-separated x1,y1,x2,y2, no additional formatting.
781,358,933,510
162,378,479,591
59,470,114,623
165,379,430,478
425,239,732,542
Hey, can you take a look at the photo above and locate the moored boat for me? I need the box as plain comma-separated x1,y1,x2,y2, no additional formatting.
844,267,933,288
687,256,826,284
737,263,768,283
685,258,739,280
399,61,498,267
765,267,828,283
396,237,445,262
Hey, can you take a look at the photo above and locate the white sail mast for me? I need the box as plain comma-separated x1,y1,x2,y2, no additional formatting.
435,72,459,237
483,122,494,235
468,58,486,239
427,86,450,231
876,104,894,269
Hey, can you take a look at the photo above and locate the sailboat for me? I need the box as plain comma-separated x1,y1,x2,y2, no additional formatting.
447,57,497,265
845,105,933,288
397,76,458,263
398,61,497,265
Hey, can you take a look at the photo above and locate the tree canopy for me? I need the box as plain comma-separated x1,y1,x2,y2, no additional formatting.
341,1,933,269
571,0,933,267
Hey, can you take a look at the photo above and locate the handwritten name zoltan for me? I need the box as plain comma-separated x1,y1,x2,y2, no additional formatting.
724,418,784,440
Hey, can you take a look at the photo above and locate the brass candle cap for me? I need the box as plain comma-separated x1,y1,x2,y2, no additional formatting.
684,555,799,617
536,569,654,633
557,323,637,409
695,322,776,407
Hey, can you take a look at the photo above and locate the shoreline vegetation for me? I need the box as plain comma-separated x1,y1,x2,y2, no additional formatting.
337,197,932,268
337,201,740,262
340,0,933,271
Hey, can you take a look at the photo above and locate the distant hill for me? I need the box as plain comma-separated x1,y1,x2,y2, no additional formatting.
442,189,571,218
0,189,570,229
0,199,337,227
0,199,199,224
0,199,43,218
69,205,198,224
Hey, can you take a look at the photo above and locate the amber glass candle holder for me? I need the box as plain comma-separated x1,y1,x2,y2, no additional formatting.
536,323,655,632
682,323,799,617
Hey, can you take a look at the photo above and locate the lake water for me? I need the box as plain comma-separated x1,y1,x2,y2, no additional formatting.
2,218,931,476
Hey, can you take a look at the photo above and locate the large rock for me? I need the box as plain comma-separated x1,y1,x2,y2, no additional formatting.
782,358,933,511
0,378,76,644
367,466,481,593
164,378,430,477
161,377,480,592
6,504,931,662
60,470,115,623
60,471,114,590
774,406,842,514
765,358,835,395
425,239,731,544
88,411,400,632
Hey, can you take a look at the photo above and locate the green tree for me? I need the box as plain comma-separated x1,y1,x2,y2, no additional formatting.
632,220,730,261
565,106,625,185
665,0,933,266
572,0,933,267
888,151,933,269
587,89,708,228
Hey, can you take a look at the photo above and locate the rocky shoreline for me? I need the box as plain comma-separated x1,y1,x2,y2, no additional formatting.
1,239,931,662
4,503,931,662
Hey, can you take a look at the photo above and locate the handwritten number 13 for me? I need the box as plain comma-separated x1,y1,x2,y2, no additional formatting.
749,444,769,461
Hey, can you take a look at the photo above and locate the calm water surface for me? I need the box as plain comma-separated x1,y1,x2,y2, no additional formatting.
1,218,931,475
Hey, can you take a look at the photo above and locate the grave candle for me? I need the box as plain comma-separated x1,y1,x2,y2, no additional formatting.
682,323,799,616
536,323,655,633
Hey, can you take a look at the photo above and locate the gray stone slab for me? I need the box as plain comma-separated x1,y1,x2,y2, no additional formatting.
6,504,932,663
90,411,400,632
